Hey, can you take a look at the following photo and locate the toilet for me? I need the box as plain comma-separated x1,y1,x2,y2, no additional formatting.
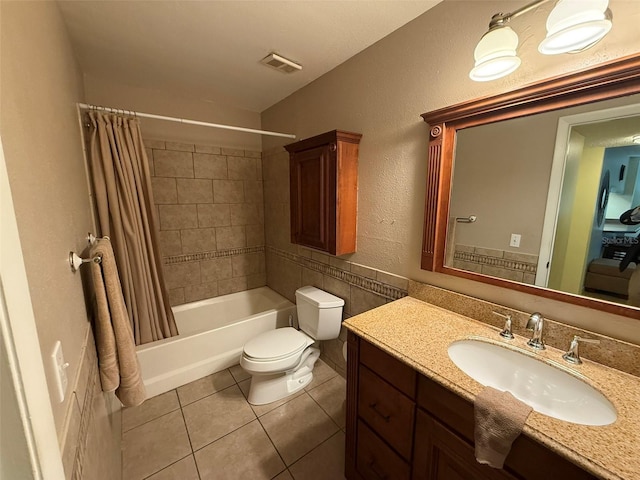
240,286,344,405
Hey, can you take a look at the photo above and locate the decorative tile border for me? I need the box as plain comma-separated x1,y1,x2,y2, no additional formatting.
163,245,265,265
267,246,407,301
454,250,537,273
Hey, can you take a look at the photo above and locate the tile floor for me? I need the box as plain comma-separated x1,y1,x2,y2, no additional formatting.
122,360,347,480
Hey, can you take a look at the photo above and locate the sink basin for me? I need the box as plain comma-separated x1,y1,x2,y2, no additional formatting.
448,339,617,426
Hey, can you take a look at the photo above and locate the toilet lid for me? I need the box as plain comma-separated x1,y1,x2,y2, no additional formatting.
243,327,310,361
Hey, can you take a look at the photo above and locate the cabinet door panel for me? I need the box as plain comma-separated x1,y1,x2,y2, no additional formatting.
290,145,330,250
413,410,516,480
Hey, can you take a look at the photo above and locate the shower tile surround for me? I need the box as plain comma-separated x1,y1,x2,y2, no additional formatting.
146,139,266,305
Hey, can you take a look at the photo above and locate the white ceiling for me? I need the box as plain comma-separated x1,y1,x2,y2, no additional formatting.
57,0,441,113
574,116,640,148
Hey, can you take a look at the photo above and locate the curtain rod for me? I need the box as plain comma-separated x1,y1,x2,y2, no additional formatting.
77,103,296,139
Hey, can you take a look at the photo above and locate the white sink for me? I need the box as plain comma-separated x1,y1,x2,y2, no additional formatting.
447,339,617,426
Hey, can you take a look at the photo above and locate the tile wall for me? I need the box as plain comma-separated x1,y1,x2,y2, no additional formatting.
146,140,266,306
453,244,538,285
61,328,121,480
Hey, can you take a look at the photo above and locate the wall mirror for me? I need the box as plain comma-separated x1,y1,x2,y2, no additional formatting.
421,54,640,318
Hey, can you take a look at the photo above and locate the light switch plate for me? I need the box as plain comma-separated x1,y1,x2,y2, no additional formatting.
510,233,521,248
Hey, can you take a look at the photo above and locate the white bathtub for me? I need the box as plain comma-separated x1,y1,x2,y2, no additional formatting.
136,287,296,398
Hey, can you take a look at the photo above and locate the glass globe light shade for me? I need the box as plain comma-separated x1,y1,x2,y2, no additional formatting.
469,26,521,82
539,0,612,55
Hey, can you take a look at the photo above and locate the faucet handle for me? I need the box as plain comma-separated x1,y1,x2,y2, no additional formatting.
492,311,514,339
562,335,600,365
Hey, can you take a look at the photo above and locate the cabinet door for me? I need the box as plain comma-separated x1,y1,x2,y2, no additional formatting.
413,410,516,480
289,144,335,252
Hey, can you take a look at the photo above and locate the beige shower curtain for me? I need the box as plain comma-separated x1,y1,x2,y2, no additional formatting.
88,111,178,345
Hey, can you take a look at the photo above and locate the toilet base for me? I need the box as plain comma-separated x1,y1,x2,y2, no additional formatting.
246,348,320,405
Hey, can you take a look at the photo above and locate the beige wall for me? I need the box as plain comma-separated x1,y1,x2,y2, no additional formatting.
84,74,262,151
261,0,640,344
1,2,120,478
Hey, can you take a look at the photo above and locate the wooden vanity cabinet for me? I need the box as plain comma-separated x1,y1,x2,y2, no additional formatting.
346,332,598,480
285,130,361,256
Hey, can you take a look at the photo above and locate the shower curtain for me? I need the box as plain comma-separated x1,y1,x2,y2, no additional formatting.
87,111,178,345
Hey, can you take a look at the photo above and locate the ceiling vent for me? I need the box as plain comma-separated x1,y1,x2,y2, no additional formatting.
260,52,302,73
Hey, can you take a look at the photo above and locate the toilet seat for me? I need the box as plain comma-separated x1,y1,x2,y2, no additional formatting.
241,327,314,374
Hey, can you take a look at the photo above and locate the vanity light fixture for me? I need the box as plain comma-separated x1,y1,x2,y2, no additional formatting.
633,134,640,144
470,0,613,82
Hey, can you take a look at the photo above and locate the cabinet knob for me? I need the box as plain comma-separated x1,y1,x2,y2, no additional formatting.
329,143,337,152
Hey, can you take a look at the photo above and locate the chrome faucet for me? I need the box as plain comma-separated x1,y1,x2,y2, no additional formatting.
526,312,545,350
562,335,600,364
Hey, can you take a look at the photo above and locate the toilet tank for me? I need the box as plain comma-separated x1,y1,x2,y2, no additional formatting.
295,286,345,340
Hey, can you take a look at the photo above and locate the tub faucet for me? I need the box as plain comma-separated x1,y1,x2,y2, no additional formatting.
526,312,545,350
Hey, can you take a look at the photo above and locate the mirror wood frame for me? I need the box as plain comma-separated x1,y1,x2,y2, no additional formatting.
421,54,640,318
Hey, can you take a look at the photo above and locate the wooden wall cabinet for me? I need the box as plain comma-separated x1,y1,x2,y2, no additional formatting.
346,332,598,480
285,130,361,256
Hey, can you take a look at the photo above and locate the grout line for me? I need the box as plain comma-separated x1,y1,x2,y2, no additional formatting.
140,453,194,480
256,414,289,469
178,381,238,408
191,417,257,455
122,402,182,435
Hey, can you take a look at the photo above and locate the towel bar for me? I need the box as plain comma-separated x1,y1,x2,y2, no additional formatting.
69,252,102,273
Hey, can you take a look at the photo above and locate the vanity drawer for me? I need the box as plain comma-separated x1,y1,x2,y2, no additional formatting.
359,339,416,397
356,420,410,480
358,365,415,460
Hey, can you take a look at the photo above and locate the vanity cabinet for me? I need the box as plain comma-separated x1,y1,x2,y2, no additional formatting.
346,332,598,480
285,130,361,256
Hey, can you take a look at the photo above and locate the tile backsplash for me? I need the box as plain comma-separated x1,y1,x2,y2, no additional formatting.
146,139,265,305
266,245,409,377
453,244,538,285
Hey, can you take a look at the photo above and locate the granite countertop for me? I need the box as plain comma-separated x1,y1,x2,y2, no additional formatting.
343,296,640,480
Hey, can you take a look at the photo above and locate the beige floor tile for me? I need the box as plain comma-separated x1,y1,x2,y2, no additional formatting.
259,393,339,465
307,376,346,429
229,363,251,382
195,420,286,480
122,390,180,432
304,360,338,391
238,378,251,398
177,369,236,406
122,410,191,480
289,432,346,480
182,385,256,450
146,455,199,480
273,470,294,480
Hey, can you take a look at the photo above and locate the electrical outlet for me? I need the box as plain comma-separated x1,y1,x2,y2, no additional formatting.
51,341,69,403
510,233,521,248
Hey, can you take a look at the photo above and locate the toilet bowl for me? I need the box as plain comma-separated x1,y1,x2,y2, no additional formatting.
240,286,344,405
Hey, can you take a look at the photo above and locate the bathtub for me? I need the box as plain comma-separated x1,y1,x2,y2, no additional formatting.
136,287,296,398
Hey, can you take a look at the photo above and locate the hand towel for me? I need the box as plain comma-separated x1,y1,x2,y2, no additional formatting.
474,386,532,468
90,238,146,407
